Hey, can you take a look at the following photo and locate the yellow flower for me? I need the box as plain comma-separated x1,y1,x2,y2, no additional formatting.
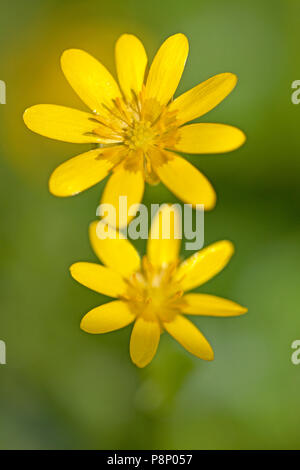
70,205,247,368
23,33,245,227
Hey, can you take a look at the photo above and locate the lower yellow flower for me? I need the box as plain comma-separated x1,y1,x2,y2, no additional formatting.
23,33,246,227
70,205,247,367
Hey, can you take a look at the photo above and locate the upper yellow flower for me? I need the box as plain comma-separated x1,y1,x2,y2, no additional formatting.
23,33,245,226
70,205,247,368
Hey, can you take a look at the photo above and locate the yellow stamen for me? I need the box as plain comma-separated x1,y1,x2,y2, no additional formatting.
126,256,183,322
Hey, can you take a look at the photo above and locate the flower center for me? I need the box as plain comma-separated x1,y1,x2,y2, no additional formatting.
125,256,183,322
124,120,155,152
91,97,180,180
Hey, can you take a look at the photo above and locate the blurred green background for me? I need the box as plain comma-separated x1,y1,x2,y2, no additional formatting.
1,0,300,450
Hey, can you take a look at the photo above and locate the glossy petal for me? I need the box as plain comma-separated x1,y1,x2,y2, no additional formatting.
89,220,141,278
173,123,246,154
151,149,216,210
145,34,189,107
163,314,214,360
61,49,121,113
175,240,234,291
49,147,121,197
115,34,147,102
23,104,100,144
147,204,181,268
130,317,160,368
181,293,247,316
80,300,135,334
169,73,237,124
101,166,144,228
70,262,127,298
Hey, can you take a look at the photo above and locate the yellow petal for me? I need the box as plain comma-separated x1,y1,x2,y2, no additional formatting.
151,149,216,210
23,104,101,144
101,165,144,228
130,317,160,368
81,300,135,334
173,123,246,154
147,204,181,268
181,293,247,316
70,262,127,298
49,146,122,197
169,73,237,124
163,314,214,360
89,220,141,278
115,34,147,102
175,240,234,291
145,33,189,107
61,49,121,114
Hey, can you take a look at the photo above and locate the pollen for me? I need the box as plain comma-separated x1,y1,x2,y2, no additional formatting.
124,120,155,151
125,256,183,322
